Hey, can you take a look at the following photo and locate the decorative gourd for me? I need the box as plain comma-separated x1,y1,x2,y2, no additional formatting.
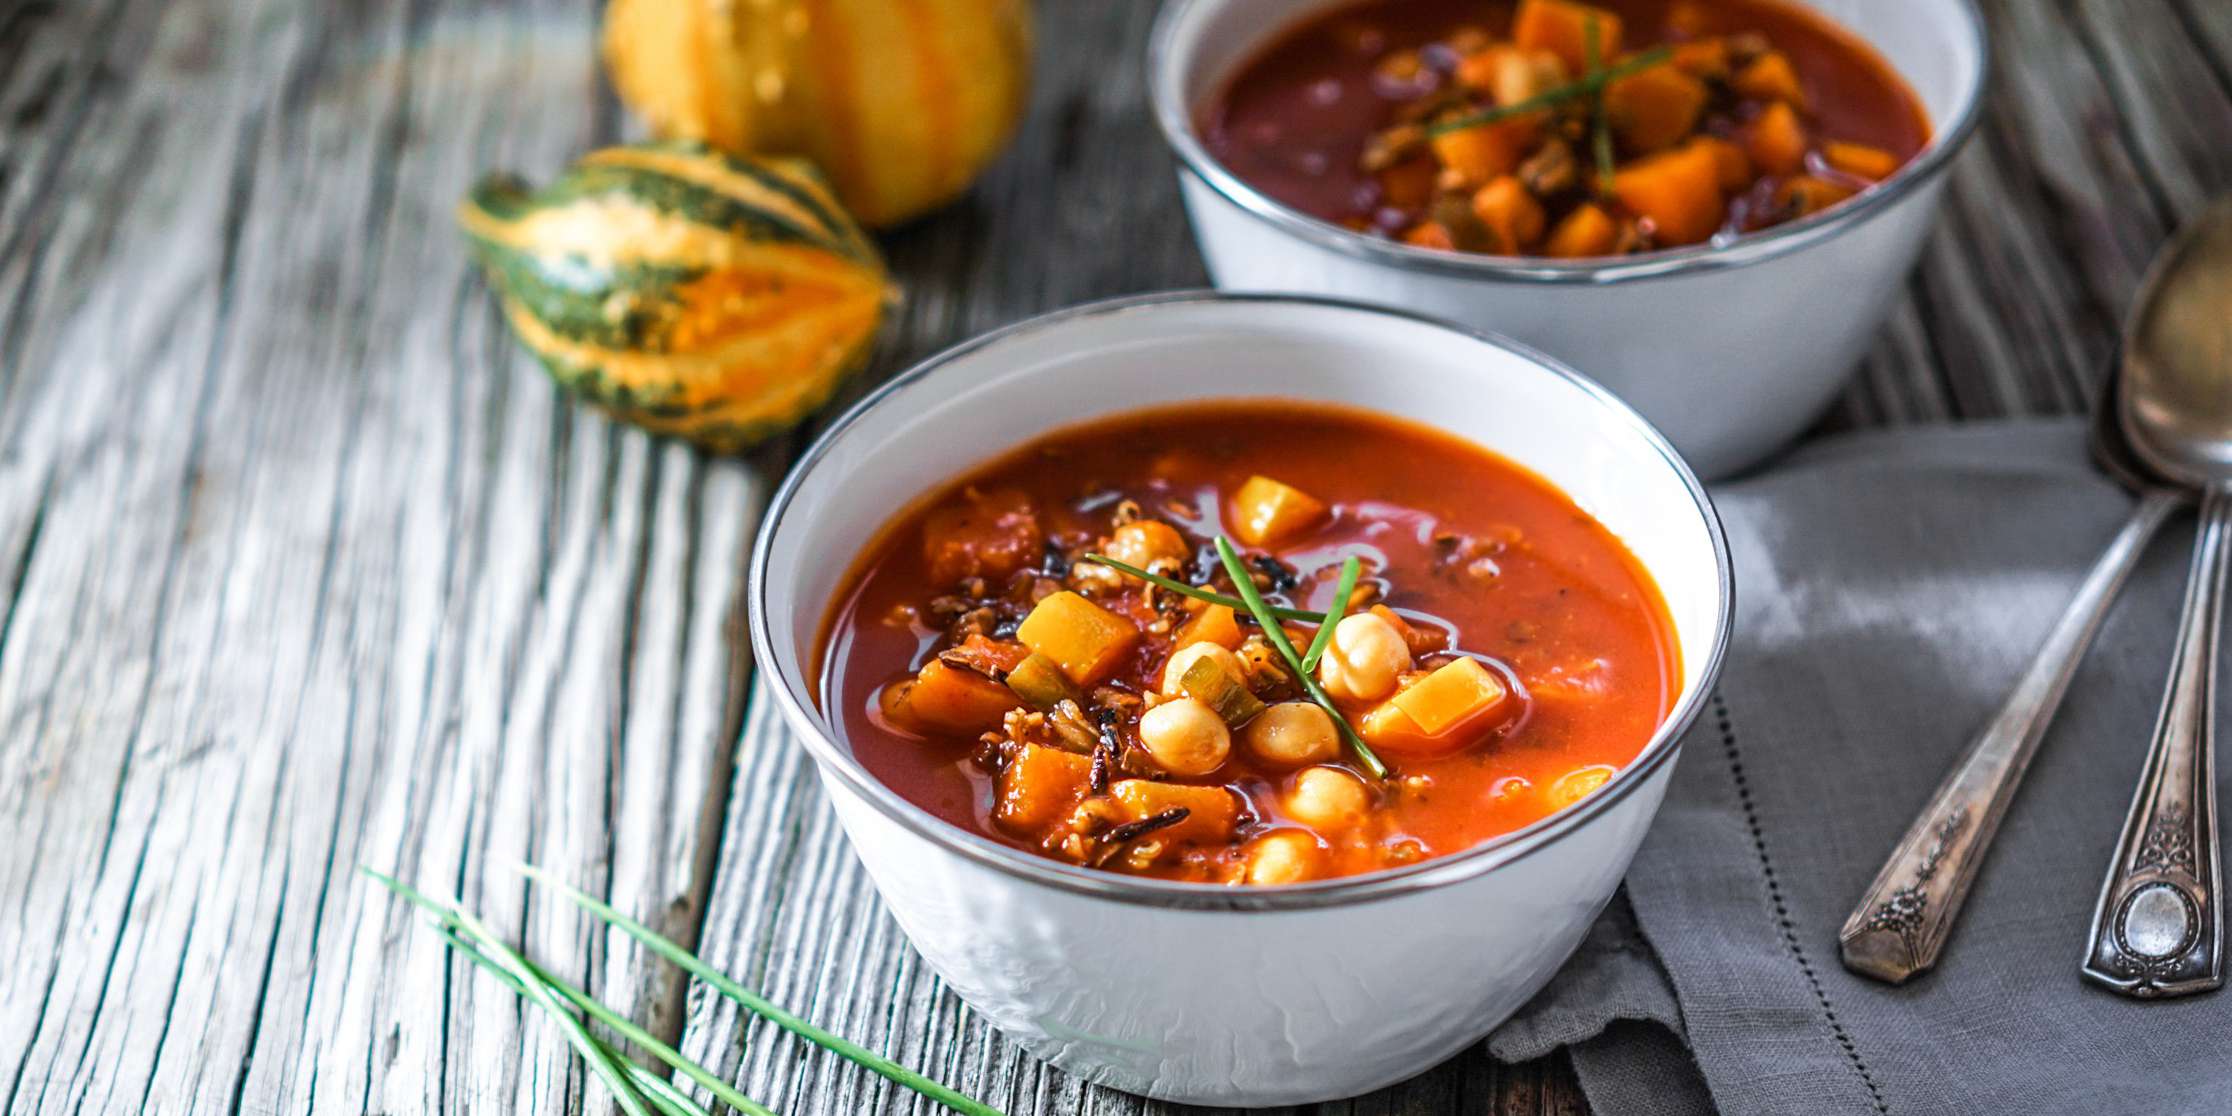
601,0,1032,228
458,141,892,452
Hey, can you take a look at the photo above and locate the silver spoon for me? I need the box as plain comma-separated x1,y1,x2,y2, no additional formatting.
1839,393,2180,984
2080,197,2232,998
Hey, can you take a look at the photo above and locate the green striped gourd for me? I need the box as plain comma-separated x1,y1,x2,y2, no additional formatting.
459,140,892,452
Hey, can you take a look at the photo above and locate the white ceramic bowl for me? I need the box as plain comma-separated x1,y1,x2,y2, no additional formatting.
1149,0,1988,479
751,293,1733,1105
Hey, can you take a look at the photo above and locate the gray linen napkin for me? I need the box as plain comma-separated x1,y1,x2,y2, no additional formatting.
1489,419,2232,1116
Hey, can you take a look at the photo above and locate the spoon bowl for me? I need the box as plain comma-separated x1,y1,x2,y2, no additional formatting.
2121,198,2232,488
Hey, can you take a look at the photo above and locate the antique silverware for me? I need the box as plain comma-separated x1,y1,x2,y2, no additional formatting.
2080,197,2232,998
1837,204,2232,983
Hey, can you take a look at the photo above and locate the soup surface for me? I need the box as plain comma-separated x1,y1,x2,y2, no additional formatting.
1200,0,1930,257
819,401,1680,884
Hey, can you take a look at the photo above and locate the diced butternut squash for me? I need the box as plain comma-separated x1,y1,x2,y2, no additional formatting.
1611,141,1725,246
1454,43,1513,92
1017,591,1139,686
1744,100,1809,177
1360,658,1512,757
1732,50,1807,108
922,488,1042,586
996,744,1092,832
1403,220,1456,250
1823,140,1899,182
892,660,1022,735
1430,118,1538,186
1110,779,1241,846
1176,603,1246,650
1470,176,1547,253
1604,63,1708,154
1512,0,1623,74
1775,174,1856,218
1231,474,1328,547
1670,37,1729,79
1390,657,1510,735
1378,157,1439,209
1694,136,1753,190
1544,202,1618,258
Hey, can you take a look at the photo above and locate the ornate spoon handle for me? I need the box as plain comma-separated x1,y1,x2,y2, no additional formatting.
1841,488,2182,983
2082,483,2230,998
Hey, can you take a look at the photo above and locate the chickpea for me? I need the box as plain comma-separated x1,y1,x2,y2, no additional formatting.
1136,697,1232,776
1161,642,1244,697
1104,520,1190,571
1241,701,1339,767
1316,612,1411,703
1244,830,1326,885
1286,766,1372,830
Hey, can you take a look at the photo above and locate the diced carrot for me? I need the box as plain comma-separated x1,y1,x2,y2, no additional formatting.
1175,603,1246,651
894,660,1022,735
1017,591,1139,686
1230,475,1327,547
1512,0,1623,75
996,744,1092,832
1544,202,1618,258
1744,100,1809,177
1111,779,1241,846
922,488,1041,586
1470,176,1547,253
1775,174,1856,217
1402,221,1456,250
1611,141,1726,246
1603,61,1708,154
1732,50,1807,108
1670,37,1728,79
1823,140,1900,182
1378,157,1439,209
1430,118,1538,186
1693,136,1753,190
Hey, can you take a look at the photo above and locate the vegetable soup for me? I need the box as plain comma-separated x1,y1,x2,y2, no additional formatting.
1200,0,1929,257
817,401,1680,885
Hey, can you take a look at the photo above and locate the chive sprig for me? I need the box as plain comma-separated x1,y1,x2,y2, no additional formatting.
1212,538,1389,781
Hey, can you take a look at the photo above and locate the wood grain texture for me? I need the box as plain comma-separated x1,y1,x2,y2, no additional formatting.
0,0,2228,1113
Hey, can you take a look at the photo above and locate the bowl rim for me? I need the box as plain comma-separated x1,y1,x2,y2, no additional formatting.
1145,0,1989,285
748,291,1735,911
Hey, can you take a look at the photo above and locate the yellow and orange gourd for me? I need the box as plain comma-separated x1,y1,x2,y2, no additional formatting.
458,141,893,451
602,0,1033,228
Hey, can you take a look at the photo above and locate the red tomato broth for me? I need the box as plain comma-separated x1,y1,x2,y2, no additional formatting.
1198,0,1931,254
816,401,1680,883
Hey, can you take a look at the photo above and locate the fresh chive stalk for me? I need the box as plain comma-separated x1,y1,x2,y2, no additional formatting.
521,866,1008,1116
359,869,660,1116
1080,553,1327,622
1212,538,1389,781
1300,557,1363,676
1585,17,1618,195
1424,45,1672,137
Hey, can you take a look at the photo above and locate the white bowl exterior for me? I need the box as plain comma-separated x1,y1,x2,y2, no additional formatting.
1157,0,1983,479
755,298,1728,1104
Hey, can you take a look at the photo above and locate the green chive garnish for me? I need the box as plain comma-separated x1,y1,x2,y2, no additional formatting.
1081,553,1328,623
1424,45,1672,137
1300,556,1364,676
1213,538,1389,781
1586,17,1618,195
521,865,1007,1116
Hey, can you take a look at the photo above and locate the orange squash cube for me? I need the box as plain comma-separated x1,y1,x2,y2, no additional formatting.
1403,220,1456,250
1744,101,1809,177
1605,63,1709,154
1512,0,1623,74
996,744,1092,832
892,660,1022,735
1471,176,1547,253
1611,141,1726,246
1429,118,1538,186
1017,590,1139,686
1390,657,1510,735
1693,136,1753,190
1231,474,1328,547
1775,175,1856,217
1732,50,1807,108
1175,603,1246,651
1544,202,1618,258
1823,140,1899,182
1670,37,1729,79
1111,779,1241,846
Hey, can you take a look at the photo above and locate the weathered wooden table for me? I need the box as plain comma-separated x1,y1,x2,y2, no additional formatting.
3,0,2228,1111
